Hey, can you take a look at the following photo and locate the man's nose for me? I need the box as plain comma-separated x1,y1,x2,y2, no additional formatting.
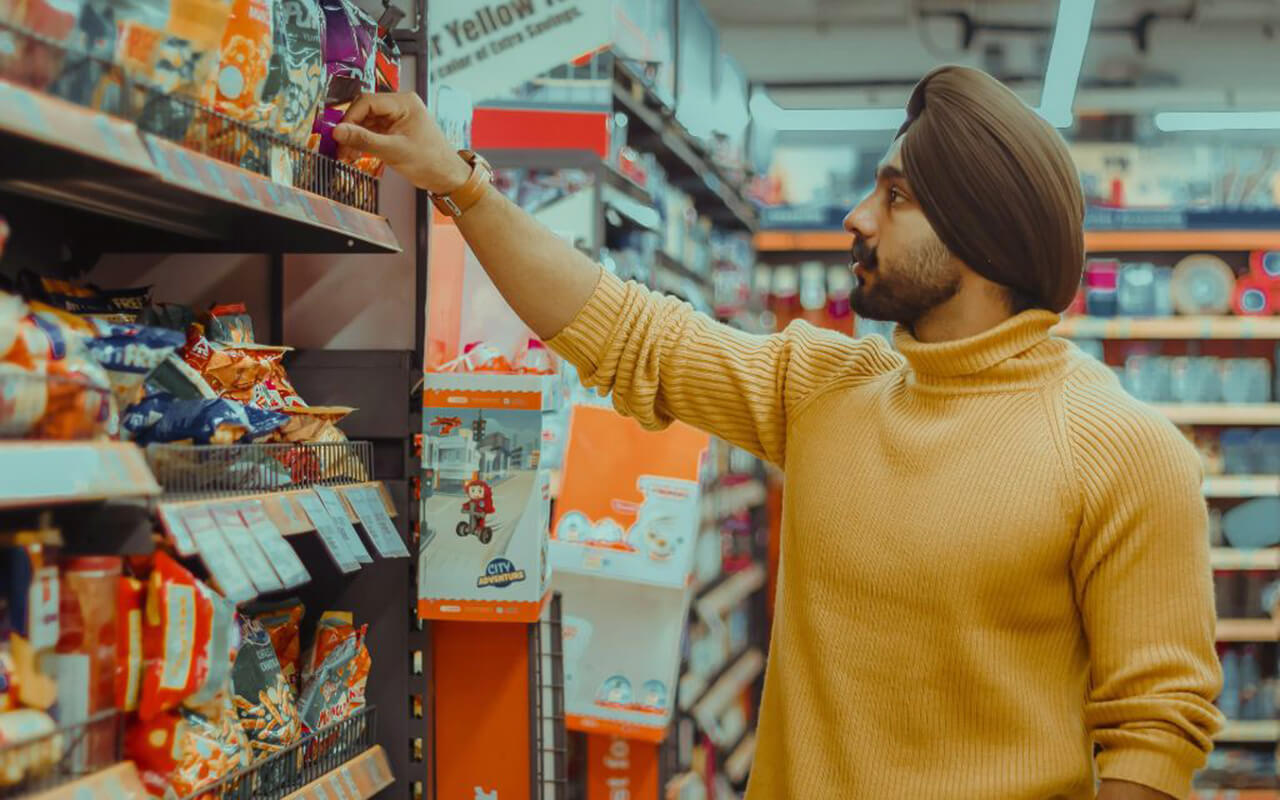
844,195,876,239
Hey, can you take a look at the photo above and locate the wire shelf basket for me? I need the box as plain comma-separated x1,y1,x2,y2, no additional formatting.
0,19,377,212
182,705,377,800
531,593,567,799
145,441,373,497
0,709,123,798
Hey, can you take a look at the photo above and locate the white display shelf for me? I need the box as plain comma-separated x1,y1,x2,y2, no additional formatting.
1214,719,1280,742
27,761,145,800
0,441,160,510
1203,476,1280,498
281,745,394,800
1210,547,1280,570
1216,618,1279,642
1056,316,1280,340
1155,404,1280,426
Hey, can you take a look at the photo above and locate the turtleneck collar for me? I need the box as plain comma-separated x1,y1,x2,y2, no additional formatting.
892,309,1067,392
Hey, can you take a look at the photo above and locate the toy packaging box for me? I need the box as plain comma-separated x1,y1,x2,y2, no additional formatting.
418,373,554,623
551,405,709,737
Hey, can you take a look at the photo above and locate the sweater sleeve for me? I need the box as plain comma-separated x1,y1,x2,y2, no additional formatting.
1065,380,1224,799
545,268,900,466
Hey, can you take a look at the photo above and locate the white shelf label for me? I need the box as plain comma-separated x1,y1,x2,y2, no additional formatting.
158,504,198,556
240,500,311,588
211,504,284,594
182,508,256,603
344,485,409,558
337,766,361,799
314,486,373,563
296,492,361,573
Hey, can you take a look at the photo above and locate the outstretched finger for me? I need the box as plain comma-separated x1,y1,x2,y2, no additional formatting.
333,123,395,163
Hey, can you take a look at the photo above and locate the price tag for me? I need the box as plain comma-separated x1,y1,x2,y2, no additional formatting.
0,82,48,135
311,781,333,800
211,505,284,594
296,492,361,573
314,486,373,563
158,504,199,555
93,116,128,162
297,192,323,224
202,159,235,199
183,508,256,603
361,754,384,785
236,171,261,203
344,485,409,558
338,766,361,799
240,500,311,588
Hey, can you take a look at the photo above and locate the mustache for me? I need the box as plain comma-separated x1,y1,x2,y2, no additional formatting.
851,240,877,269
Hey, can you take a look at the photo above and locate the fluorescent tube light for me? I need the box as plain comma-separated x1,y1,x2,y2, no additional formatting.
1035,0,1096,128
749,90,905,132
1154,111,1280,131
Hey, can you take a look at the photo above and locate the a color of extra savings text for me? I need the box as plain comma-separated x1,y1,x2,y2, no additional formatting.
431,0,582,72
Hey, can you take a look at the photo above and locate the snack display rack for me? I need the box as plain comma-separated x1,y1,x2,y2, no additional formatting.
750,222,1280,795
0,709,125,799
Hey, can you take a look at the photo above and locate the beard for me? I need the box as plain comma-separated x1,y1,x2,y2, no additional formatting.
850,236,962,325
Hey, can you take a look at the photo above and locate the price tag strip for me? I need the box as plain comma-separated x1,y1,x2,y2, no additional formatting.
211,504,284,594
296,492,362,573
157,504,199,556
240,499,311,588
182,508,256,604
313,486,374,564
343,485,409,558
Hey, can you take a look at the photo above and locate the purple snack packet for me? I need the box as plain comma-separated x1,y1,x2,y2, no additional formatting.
310,0,376,157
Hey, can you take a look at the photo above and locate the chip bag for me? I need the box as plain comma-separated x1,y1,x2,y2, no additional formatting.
116,576,145,713
231,617,301,757
309,0,375,159
128,692,250,799
249,600,303,693
196,0,276,171
199,303,256,345
140,553,214,721
127,394,288,444
83,322,186,410
299,610,368,728
265,0,325,146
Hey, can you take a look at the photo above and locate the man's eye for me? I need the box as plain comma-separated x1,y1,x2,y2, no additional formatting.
888,187,906,204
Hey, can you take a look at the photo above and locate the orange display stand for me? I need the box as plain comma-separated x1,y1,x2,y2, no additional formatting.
585,734,660,800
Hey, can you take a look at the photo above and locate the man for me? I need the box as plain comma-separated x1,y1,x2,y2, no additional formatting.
335,65,1222,799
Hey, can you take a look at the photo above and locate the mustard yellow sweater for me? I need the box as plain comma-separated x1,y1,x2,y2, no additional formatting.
548,270,1224,800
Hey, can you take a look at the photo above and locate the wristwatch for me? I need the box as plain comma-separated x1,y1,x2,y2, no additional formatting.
430,150,493,217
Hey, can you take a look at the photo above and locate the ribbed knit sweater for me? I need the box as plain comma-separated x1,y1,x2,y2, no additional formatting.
547,270,1224,799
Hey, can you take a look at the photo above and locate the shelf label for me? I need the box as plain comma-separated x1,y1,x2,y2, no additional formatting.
93,116,129,163
158,504,199,556
296,491,361,573
240,500,311,588
337,766,361,799
0,81,49,137
183,508,256,603
344,485,409,558
314,486,373,563
211,504,284,594
311,782,333,800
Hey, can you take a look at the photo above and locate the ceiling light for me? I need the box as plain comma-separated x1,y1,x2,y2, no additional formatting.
1154,111,1280,131
749,90,906,132
1035,0,1097,128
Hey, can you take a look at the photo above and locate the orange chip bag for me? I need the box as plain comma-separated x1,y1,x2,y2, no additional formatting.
183,326,295,406
250,600,304,694
300,611,369,711
275,405,353,443
116,577,145,713
128,692,250,799
140,553,214,721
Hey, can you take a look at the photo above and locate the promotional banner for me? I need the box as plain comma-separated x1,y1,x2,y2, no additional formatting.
428,0,610,101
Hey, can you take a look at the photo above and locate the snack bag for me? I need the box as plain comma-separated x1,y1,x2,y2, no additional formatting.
200,303,255,345
84,322,186,411
231,617,302,756
197,0,276,171
309,0,375,159
276,405,352,443
249,600,303,693
116,576,145,712
128,692,250,799
49,0,122,108
299,611,368,721
182,327,297,406
3,0,83,91
140,553,214,721
296,633,354,731
264,0,325,145
124,0,233,135
126,394,288,444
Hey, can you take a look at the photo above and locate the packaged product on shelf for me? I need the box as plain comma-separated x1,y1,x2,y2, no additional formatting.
309,0,376,159
27,277,152,322
139,552,216,720
0,708,61,787
126,393,289,445
264,0,326,146
1,0,81,91
144,353,218,401
83,322,186,411
298,610,369,729
248,599,303,693
230,616,302,756
116,576,145,712
276,404,351,442
182,327,301,409
199,302,256,345
195,0,276,170
53,556,120,767
128,691,250,799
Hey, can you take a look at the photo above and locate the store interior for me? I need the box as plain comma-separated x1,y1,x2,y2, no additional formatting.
0,0,1277,798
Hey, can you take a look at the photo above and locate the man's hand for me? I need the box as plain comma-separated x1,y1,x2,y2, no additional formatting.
1097,780,1175,800
333,92,471,194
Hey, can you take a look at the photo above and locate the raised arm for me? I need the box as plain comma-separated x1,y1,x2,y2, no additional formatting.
335,94,901,463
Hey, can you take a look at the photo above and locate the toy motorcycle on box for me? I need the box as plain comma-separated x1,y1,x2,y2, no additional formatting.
458,477,494,544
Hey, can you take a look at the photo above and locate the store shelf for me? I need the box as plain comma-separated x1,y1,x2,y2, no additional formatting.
1211,547,1280,569
27,761,146,800
1084,230,1280,252
1204,476,1280,498
281,745,394,800
692,648,765,722
680,641,750,713
613,60,756,232
0,78,399,253
1214,720,1280,742
655,251,707,287
1216,618,1279,641
1055,316,1280,340
603,162,652,205
753,230,847,252
604,183,662,233
0,441,161,510
696,563,766,621
724,732,757,785
1154,404,1280,425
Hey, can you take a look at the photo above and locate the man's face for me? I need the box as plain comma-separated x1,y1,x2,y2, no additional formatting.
843,136,962,325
